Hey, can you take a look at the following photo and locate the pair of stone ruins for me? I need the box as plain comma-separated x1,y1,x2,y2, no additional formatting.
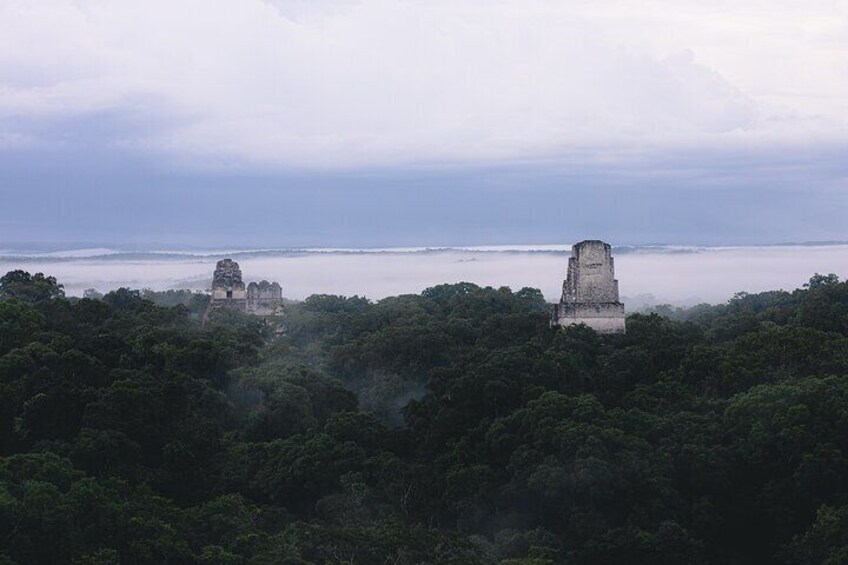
208,258,284,317
207,240,626,334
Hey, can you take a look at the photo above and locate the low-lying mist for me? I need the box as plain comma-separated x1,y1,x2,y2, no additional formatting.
2,244,846,307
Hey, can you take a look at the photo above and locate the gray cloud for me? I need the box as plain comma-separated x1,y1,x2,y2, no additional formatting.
0,1,845,249
0,1,845,168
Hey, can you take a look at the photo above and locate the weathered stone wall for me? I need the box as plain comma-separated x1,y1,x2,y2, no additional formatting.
551,302,626,333
247,280,283,316
209,258,247,310
212,259,245,290
552,240,626,334
212,288,247,301
205,259,284,324
562,240,620,303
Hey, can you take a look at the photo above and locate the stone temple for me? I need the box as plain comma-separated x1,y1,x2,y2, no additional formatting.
550,240,626,334
210,259,247,310
207,259,284,318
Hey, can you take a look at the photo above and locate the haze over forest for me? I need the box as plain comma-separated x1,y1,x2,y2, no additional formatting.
2,244,847,307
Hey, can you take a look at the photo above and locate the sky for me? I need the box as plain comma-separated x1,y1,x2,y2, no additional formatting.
0,0,846,248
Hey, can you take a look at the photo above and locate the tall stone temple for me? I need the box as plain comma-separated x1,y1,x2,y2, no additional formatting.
550,240,626,334
207,258,284,319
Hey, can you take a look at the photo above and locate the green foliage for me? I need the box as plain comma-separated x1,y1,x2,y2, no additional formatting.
2,272,848,563
235,364,357,441
0,270,64,304
784,505,848,564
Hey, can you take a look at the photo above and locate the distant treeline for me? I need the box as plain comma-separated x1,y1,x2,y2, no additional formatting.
1,269,848,564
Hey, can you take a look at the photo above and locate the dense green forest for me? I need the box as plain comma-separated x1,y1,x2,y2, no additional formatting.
2,269,848,564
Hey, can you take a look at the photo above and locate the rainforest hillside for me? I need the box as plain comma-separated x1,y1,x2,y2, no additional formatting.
2,270,848,564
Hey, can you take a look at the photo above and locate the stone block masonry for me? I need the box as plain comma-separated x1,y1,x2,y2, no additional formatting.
551,240,626,334
206,258,284,319
209,258,247,311
247,280,283,316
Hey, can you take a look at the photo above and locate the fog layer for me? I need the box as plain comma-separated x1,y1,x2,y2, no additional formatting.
3,245,846,307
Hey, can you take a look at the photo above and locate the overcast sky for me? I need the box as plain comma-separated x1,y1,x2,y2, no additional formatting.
1,0,846,248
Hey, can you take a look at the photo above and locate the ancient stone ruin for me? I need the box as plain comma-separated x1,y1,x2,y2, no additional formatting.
210,259,247,310
247,280,284,316
207,259,284,318
551,240,626,334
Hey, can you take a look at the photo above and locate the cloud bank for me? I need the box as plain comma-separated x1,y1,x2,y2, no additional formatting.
1,0,845,168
